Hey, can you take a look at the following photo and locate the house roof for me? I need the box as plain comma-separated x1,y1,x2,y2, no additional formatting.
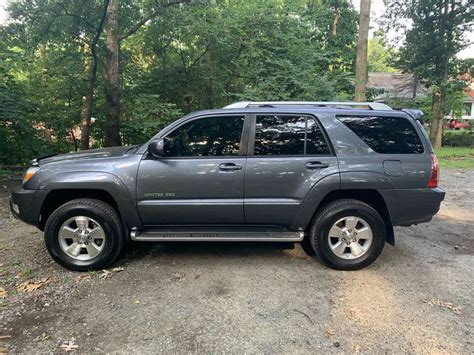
367,72,430,100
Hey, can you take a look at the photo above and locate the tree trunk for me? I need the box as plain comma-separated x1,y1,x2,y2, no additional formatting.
332,9,341,37
80,43,92,150
430,87,445,148
430,61,449,148
81,1,109,150
205,39,214,108
70,128,79,151
430,0,450,148
354,0,371,102
104,0,122,147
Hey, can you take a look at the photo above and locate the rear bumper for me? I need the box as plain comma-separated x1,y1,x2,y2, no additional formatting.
10,186,49,228
379,188,446,226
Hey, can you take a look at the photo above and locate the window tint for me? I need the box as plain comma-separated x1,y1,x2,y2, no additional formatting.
164,116,244,157
306,117,331,155
254,115,330,155
338,116,424,154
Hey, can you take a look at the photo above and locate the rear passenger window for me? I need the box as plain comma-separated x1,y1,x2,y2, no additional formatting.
337,116,424,154
254,115,330,155
306,117,331,155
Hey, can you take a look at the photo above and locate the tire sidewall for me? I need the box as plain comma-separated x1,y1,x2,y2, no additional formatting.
311,203,386,270
45,202,121,271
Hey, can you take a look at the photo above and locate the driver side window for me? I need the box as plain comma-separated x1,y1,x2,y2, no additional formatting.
164,115,245,157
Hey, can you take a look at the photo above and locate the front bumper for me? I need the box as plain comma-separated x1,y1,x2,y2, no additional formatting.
10,185,49,228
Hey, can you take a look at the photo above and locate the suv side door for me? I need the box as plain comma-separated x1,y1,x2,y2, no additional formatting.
137,114,249,225
244,113,339,227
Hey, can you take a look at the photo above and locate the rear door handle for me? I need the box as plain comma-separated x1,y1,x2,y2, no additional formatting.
219,163,243,171
305,161,329,170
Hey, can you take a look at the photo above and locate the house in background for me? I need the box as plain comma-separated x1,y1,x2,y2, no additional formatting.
460,72,474,119
367,72,474,120
367,72,429,101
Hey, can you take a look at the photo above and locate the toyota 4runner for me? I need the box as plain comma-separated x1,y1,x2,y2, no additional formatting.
10,101,445,271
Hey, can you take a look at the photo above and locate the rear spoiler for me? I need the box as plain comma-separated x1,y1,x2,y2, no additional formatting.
401,109,424,124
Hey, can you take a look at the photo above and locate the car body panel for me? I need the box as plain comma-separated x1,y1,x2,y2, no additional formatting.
136,156,246,225
244,156,339,226
18,149,143,230
10,105,445,240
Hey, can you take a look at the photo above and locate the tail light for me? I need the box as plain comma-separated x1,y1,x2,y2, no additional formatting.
428,154,439,188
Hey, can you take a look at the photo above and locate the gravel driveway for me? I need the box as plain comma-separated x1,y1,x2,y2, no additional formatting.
1,169,473,353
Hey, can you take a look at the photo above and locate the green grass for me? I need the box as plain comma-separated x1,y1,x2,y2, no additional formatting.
435,147,474,169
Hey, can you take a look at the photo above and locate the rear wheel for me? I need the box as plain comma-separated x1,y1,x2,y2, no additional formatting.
308,199,385,270
44,198,125,271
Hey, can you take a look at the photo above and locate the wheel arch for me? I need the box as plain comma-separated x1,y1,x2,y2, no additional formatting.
36,171,142,233
308,189,395,245
38,188,142,237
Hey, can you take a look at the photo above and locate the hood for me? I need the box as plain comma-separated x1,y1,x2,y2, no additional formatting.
35,146,137,165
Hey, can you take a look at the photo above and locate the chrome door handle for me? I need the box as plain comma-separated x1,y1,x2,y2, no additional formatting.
305,161,329,169
219,163,243,171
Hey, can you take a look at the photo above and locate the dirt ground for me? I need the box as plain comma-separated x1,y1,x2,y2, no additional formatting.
0,169,473,354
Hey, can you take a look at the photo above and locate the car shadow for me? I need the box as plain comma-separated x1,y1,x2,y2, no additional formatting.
120,241,299,263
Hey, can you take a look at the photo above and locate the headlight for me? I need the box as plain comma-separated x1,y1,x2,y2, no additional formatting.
23,166,40,183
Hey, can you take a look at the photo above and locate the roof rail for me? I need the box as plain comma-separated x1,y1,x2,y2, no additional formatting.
223,101,392,111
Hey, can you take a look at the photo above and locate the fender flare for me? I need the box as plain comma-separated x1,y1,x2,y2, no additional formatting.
38,171,142,231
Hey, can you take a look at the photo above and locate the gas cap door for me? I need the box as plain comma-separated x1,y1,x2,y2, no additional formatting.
383,160,403,177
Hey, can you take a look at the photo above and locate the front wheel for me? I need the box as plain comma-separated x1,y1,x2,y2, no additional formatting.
308,199,386,270
44,198,126,271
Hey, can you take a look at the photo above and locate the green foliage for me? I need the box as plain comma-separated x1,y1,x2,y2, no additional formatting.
128,0,358,110
384,81,468,124
120,94,182,145
0,47,50,165
385,0,473,87
442,131,474,148
367,32,397,73
0,0,360,164
0,168,11,179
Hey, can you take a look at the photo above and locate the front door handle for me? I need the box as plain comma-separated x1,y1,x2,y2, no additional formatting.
219,163,243,171
305,161,329,170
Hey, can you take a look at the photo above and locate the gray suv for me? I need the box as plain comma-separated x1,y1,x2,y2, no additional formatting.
10,101,445,271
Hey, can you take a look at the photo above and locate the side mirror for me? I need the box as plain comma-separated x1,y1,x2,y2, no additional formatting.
147,138,165,158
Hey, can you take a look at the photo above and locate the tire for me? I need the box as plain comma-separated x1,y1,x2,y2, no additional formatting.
308,199,385,270
44,198,126,271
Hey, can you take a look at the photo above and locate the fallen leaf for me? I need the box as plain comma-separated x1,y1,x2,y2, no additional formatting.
36,333,49,342
99,270,112,279
0,346,9,355
0,335,11,340
134,300,140,304
74,275,91,284
0,288,7,298
16,277,50,292
111,266,125,272
167,272,186,282
324,328,335,338
424,299,462,314
60,341,79,352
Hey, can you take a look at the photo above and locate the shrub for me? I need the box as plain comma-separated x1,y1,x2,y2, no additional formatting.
442,130,474,147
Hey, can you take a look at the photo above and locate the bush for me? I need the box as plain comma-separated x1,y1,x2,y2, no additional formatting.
119,95,182,146
442,130,474,147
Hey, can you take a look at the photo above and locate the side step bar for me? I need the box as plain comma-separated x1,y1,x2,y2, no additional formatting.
130,230,304,242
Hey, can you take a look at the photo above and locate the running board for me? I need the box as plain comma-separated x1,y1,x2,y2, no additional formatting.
130,230,304,242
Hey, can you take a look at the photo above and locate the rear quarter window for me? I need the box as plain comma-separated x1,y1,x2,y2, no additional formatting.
337,115,424,154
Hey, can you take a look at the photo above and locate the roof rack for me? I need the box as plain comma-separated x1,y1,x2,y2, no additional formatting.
223,101,392,111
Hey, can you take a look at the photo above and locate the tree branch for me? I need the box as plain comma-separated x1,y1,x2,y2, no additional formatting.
120,0,191,41
62,7,98,31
